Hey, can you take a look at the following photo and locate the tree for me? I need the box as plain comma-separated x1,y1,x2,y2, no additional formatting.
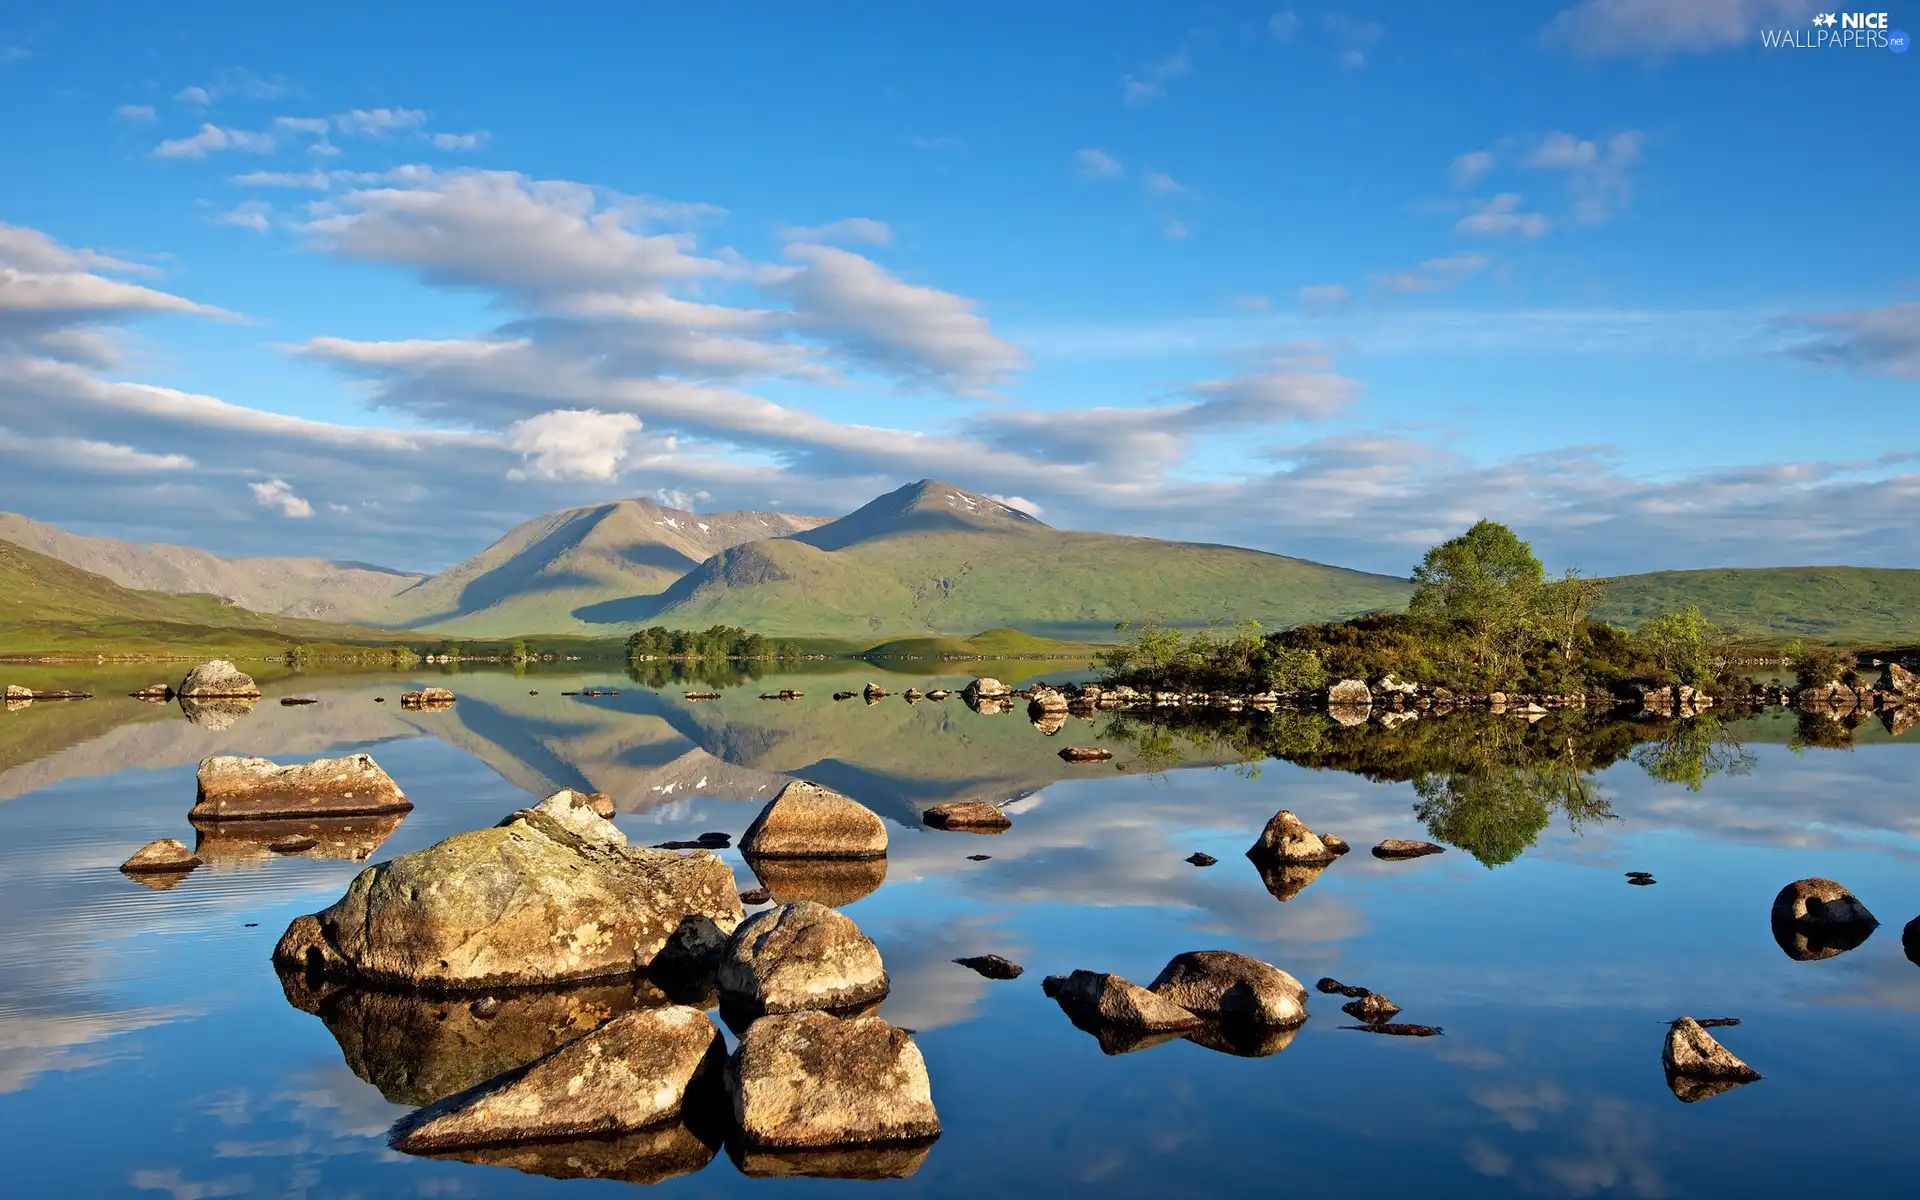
1539,568,1606,663
1409,520,1547,679
1637,606,1717,687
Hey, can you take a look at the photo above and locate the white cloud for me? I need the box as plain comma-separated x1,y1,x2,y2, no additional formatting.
115,104,156,122
1454,193,1550,239
431,131,490,150
1545,0,1810,55
1778,303,1920,380
233,169,330,189
1324,14,1384,67
1299,284,1351,309
215,202,272,233
779,217,892,246
274,116,330,134
1074,148,1124,181
248,478,314,518
1122,49,1190,105
335,107,428,136
174,86,211,105
1450,149,1495,188
1269,11,1302,41
1528,130,1642,223
1373,252,1491,294
0,427,193,471
152,124,275,160
503,408,643,481
990,494,1044,517
1144,171,1196,199
769,243,1026,391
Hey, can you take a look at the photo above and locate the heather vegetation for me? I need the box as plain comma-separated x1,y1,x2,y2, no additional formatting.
1101,521,1734,696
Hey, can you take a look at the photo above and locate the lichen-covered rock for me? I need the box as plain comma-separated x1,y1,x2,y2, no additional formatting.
739,781,886,859
1028,685,1069,713
120,838,201,875
192,753,411,821
1246,809,1340,863
1883,662,1919,695
391,1005,725,1151
273,789,743,989
178,660,260,697
1147,950,1307,1026
1046,969,1203,1032
728,1011,939,1149
921,802,1010,832
1373,839,1445,860
1326,679,1371,706
717,900,889,1015
1663,1017,1761,1094
1771,877,1877,927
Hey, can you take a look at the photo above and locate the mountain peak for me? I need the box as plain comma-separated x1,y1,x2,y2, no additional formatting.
795,480,1047,551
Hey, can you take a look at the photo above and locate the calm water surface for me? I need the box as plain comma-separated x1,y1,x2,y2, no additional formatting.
2,663,1917,1197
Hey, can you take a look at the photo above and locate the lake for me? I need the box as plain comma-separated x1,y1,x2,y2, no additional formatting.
2,662,1916,1196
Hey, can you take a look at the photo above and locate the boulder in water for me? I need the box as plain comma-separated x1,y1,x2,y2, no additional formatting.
1663,1016,1760,1103
1326,679,1371,706
191,753,411,821
1771,877,1876,927
1058,746,1113,763
739,781,887,859
391,1005,725,1152
1147,950,1308,1026
716,900,889,1016
1372,839,1445,860
1045,969,1203,1033
952,954,1023,980
177,660,260,698
120,838,201,875
1246,810,1341,863
921,802,1010,832
401,687,456,710
728,1011,939,1150
1342,993,1401,1023
273,789,743,989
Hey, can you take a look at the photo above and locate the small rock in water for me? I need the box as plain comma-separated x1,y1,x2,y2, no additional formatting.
832,691,857,701
922,802,1011,832
952,955,1023,980
1346,1022,1442,1037
738,888,772,905
374,696,386,703
528,690,538,695
966,854,992,861
1626,870,1654,879
1342,993,1401,1023
1629,876,1658,886
1058,746,1113,763
1321,835,1351,856
1246,810,1342,864
1186,852,1217,867
469,996,501,1020
120,838,201,875
1316,977,1371,998
1372,839,1445,860
280,697,318,706
1663,1017,1760,1103
1905,916,1920,968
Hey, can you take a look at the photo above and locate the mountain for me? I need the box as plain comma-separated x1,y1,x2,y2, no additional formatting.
1593,567,1920,644
630,480,1416,638
379,498,831,635
0,539,404,653
0,511,421,621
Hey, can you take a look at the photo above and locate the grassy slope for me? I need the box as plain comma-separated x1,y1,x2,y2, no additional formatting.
0,539,412,655
648,529,1414,639
1595,566,1920,644
863,628,1101,659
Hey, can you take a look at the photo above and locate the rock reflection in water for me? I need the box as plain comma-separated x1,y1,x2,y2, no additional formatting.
728,1136,937,1180
1183,1019,1304,1058
190,813,405,867
276,968,665,1106
176,696,257,728
1770,915,1876,962
409,1115,723,1184
743,853,887,907
1666,1071,1757,1104
1248,856,1331,902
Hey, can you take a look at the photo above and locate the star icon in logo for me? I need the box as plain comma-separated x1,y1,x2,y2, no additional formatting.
1813,12,1837,26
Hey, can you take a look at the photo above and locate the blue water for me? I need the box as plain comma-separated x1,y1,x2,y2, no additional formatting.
1,668,1915,1196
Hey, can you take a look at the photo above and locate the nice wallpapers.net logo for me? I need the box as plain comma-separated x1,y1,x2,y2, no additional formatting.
1762,12,1910,50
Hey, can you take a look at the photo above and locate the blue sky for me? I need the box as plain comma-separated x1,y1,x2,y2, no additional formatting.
0,0,1914,575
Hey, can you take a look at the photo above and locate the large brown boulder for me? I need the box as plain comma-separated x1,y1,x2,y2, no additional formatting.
1246,809,1341,863
716,900,889,1016
273,789,743,989
1663,1017,1760,1103
178,660,260,697
1771,877,1877,927
739,781,887,859
1147,950,1308,1026
1045,969,1203,1033
921,802,1010,832
191,753,411,821
391,1005,726,1152
728,1011,940,1150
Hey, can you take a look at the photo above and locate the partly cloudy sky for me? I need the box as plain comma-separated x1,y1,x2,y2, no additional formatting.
0,0,1912,575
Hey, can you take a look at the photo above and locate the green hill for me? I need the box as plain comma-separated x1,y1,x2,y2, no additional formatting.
0,539,410,655
1594,566,1920,645
863,628,1099,659
617,481,1414,639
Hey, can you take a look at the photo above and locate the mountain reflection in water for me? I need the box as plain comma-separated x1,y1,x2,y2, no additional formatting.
1,663,1918,1196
